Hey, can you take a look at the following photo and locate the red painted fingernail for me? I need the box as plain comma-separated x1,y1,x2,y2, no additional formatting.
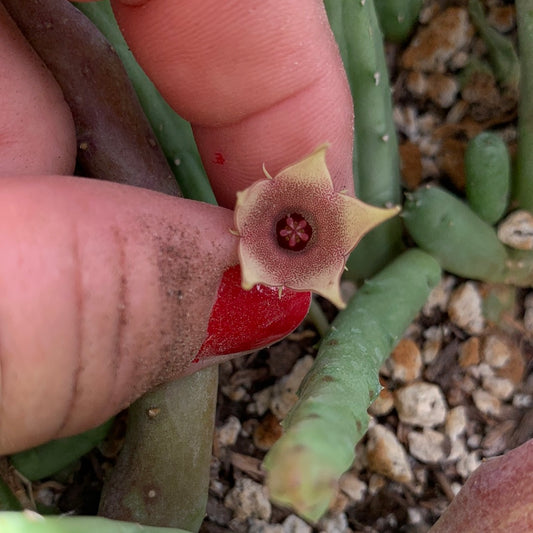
194,265,311,361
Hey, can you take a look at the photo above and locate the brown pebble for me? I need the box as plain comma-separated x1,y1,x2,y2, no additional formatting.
437,137,467,189
402,8,473,72
389,339,423,383
488,5,516,32
399,142,423,189
253,412,283,451
426,73,458,108
458,337,480,368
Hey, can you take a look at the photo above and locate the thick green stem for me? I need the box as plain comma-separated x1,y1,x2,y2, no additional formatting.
403,186,509,282
0,481,22,512
514,0,533,210
468,0,520,91
74,1,216,204
264,249,441,522
10,419,113,482
0,511,191,533
464,131,510,224
98,368,217,532
374,0,423,44
403,186,533,287
4,0,179,196
325,0,404,280
66,6,219,531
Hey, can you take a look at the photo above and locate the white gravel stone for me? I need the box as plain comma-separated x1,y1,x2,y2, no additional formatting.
426,73,459,108
221,384,248,402
216,415,241,447
270,356,314,419
407,507,424,525
467,433,482,449
513,393,533,408
366,425,413,483
388,339,423,383
408,428,447,463
282,514,312,533
524,293,533,332
368,473,387,495
368,389,395,417
468,362,494,381
482,375,515,400
497,210,533,250
422,326,443,364
251,386,273,416
339,472,367,503
224,478,272,521
395,382,448,427
472,389,501,416
456,451,481,479
448,436,467,462
448,282,485,334
318,512,350,533
402,7,473,72
482,334,512,368
249,520,283,533
445,406,468,439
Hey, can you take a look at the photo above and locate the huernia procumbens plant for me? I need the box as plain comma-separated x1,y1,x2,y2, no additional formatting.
196,144,400,363
233,144,400,309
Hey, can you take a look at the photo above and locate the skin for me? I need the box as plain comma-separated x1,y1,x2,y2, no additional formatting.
0,0,354,454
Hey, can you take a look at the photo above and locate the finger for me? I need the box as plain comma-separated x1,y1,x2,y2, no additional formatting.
0,176,233,453
0,5,76,176
110,0,354,208
0,176,310,454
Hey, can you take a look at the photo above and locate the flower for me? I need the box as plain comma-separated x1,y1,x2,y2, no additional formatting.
233,144,400,308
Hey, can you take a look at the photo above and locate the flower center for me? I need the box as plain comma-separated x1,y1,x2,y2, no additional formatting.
276,212,313,251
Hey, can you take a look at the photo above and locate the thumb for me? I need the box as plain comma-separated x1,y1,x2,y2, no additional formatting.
0,176,309,454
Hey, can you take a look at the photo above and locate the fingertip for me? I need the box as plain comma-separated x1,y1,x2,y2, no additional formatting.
0,4,76,176
110,0,354,206
0,177,236,453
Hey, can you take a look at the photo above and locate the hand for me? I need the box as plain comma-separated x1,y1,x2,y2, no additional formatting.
0,0,354,454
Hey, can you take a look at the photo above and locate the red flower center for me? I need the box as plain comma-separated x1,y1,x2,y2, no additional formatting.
276,213,313,251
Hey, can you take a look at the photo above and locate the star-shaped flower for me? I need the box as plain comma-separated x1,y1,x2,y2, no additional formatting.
233,144,400,308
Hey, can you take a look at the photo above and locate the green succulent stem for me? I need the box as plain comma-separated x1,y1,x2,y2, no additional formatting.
464,131,510,224
514,0,533,210
0,481,22,512
0,511,191,533
403,186,509,282
325,0,404,280
69,6,220,531
98,368,218,532
403,186,533,287
264,249,441,522
10,420,113,482
468,0,520,91
374,0,423,44
74,1,216,204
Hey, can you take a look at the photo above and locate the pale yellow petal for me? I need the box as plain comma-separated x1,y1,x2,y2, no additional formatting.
273,144,333,189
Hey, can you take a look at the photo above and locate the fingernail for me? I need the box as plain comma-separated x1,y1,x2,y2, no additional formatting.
194,264,311,361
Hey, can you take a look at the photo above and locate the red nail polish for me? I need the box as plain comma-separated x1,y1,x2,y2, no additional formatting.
194,265,311,361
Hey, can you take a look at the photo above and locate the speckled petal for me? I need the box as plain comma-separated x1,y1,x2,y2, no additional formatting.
234,145,400,308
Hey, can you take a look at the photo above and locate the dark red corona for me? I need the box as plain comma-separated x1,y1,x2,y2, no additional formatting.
276,213,312,251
